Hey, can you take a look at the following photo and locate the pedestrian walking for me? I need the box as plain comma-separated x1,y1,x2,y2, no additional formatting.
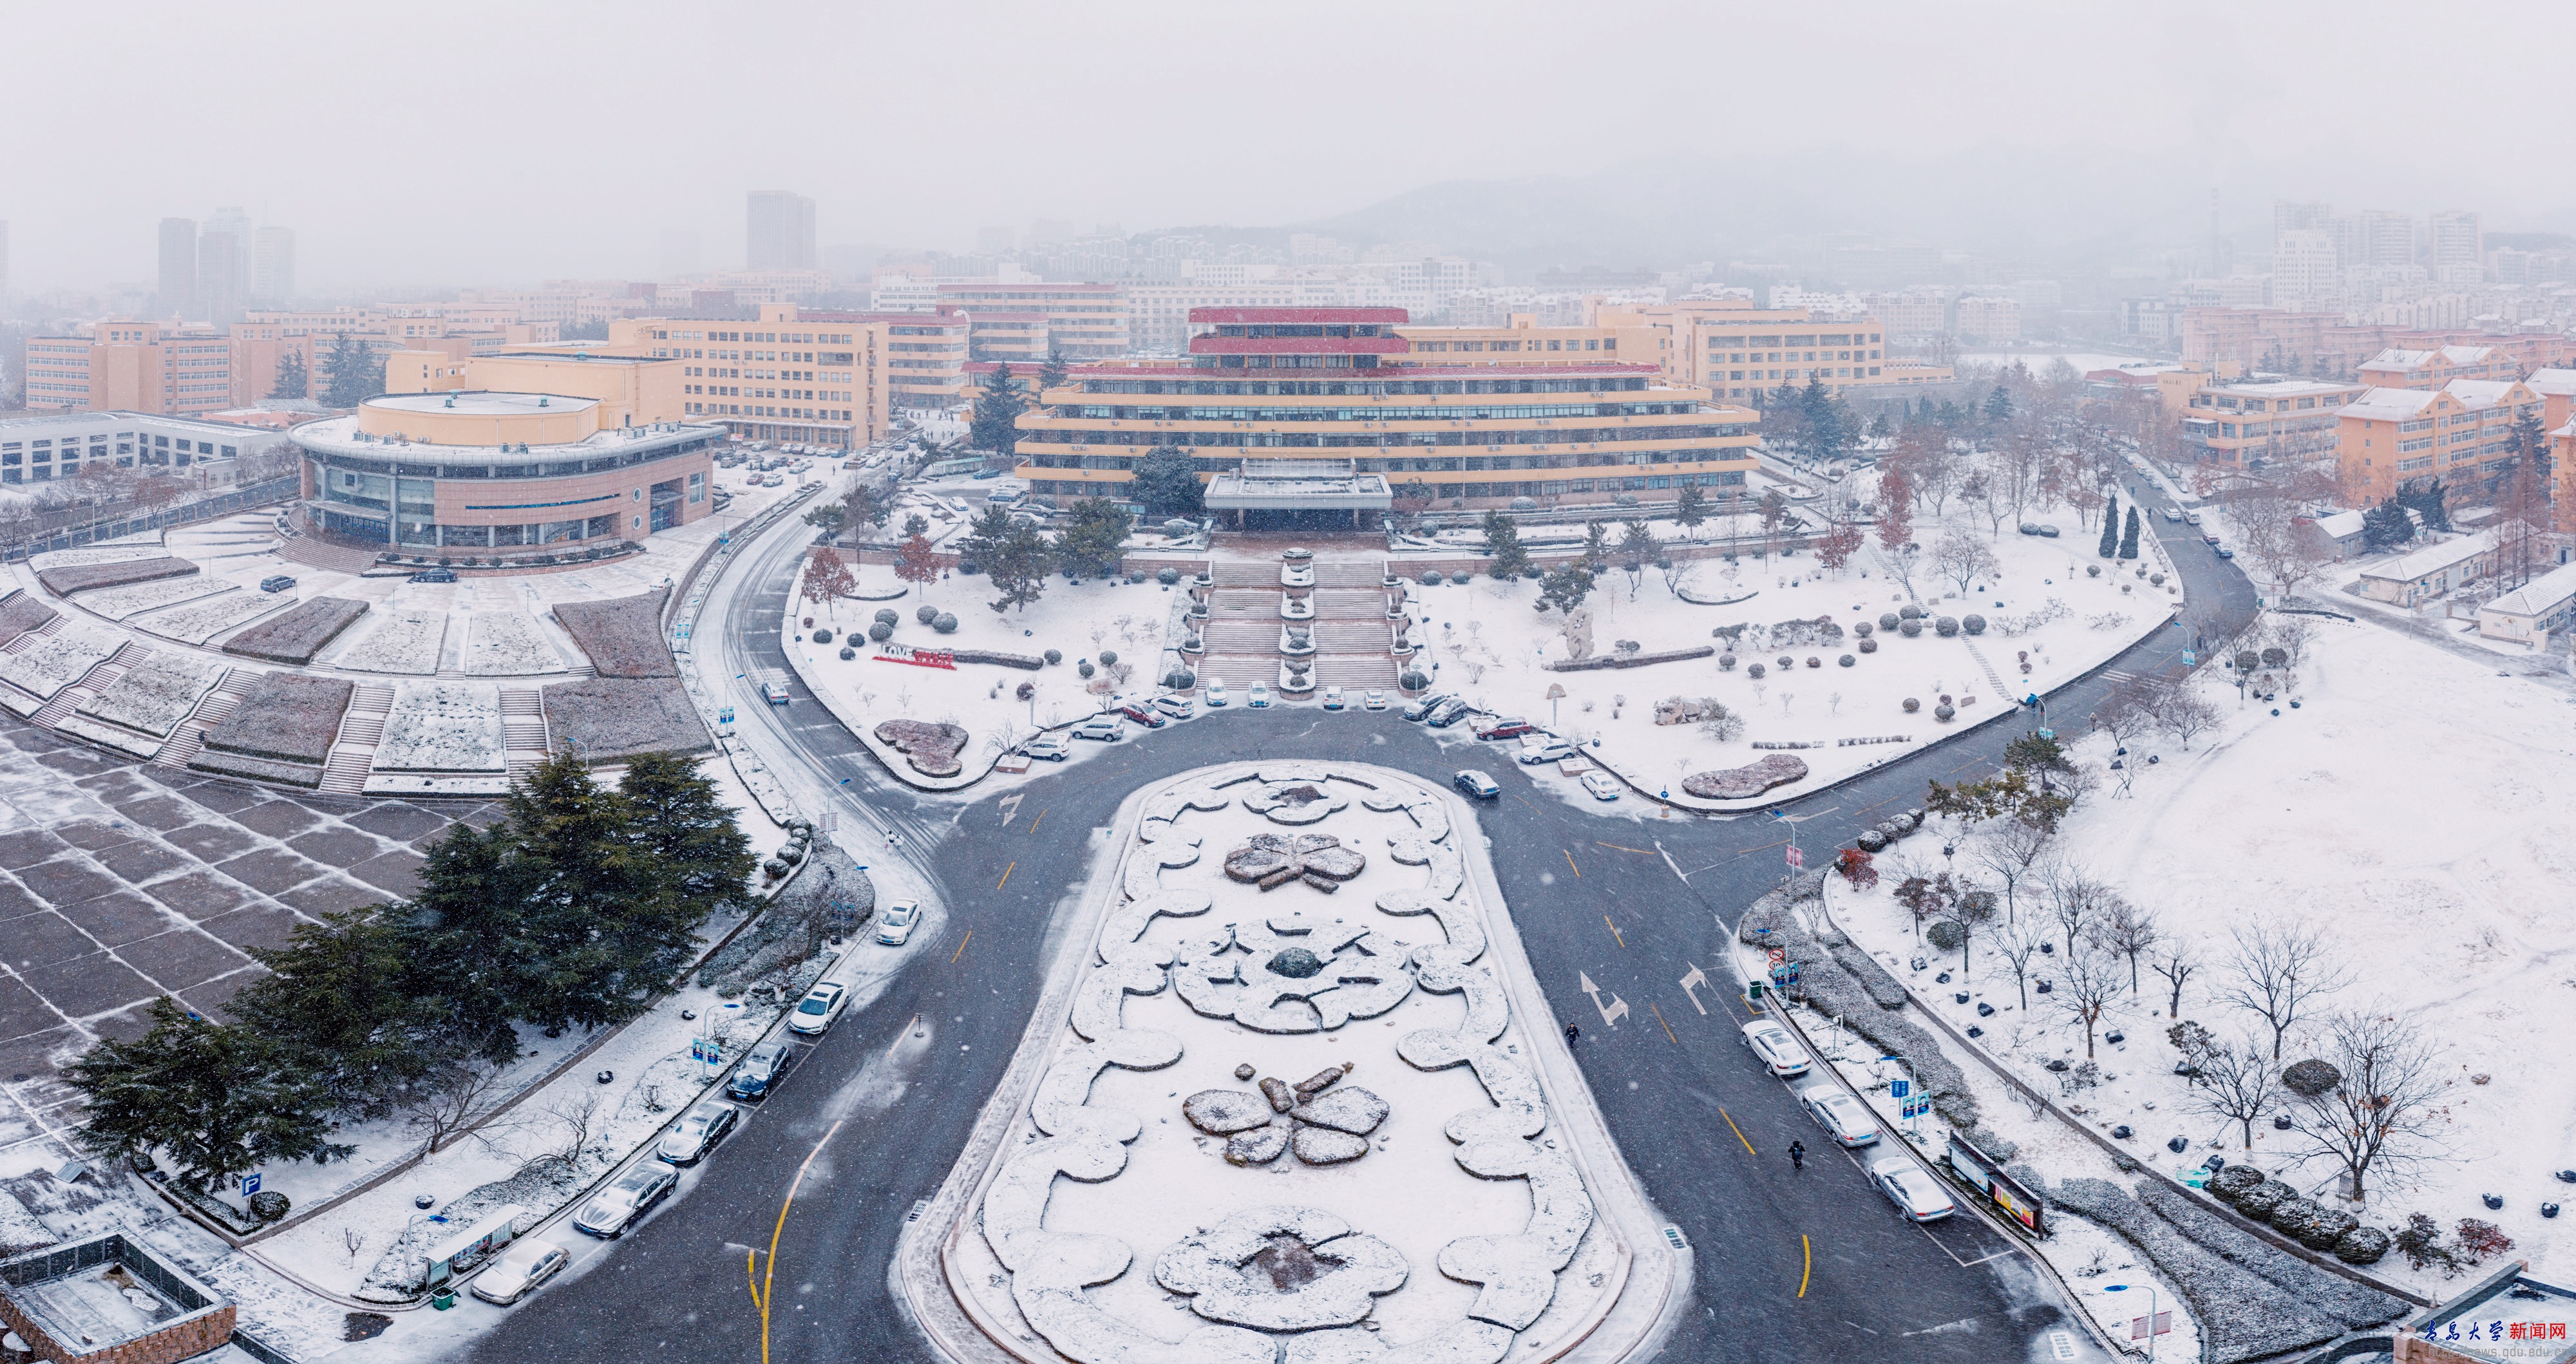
1564,1023,1579,1045
1788,1140,1806,1172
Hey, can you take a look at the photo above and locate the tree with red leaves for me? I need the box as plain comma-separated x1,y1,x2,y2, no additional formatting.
1875,467,1913,553
893,533,942,596
1835,847,1878,889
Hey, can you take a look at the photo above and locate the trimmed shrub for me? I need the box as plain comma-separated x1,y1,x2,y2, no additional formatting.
1130,571,1146,583
2235,1178,2296,1218
1165,668,1196,689
1934,703,1955,721
1926,920,1965,951
1399,670,1430,690
1935,616,1959,637
1776,654,1794,669
2282,1059,2341,1097
1719,654,1737,670
2333,1224,2392,1265
2289,1206,2360,1253
1902,696,1919,712
1422,571,1443,585
1077,660,1095,679
2208,1164,2268,1203
868,621,893,642
916,604,939,625
1853,621,1874,637
958,562,980,576
933,613,958,634
1098,650,1118,667
839,647,857,660
1838,654,1855,667
1899,604,1924,620
1878,612,1900,630
1450,572,1472,585
875,608,900,627
2262,647,2286,666
1043,648,1063,665
1157,567,1180,584
1747,663,1766,679
1899,618,1922,637
1858,638,1878,654
249,1190,291,1222
1806,656,1822,668
811,627,833,643
1962,614,1986,634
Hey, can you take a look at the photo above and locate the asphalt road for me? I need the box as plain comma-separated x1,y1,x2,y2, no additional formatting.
471,482,2253,1364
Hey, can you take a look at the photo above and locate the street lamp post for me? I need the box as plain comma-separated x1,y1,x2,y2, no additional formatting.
2103,1282,2162,1361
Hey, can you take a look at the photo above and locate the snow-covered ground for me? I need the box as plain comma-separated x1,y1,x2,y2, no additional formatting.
1822,611,2576,1299
1396,494,2177,810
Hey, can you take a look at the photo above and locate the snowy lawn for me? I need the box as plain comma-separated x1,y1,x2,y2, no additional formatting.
1823,614,2576,1300
74,650,223,737
0,628,120,712
456,609,567,675
28,544,173,571
371,683,504,772
332,609,450,674
1403,497,2178,810
134,589,292,645
70,574,238,621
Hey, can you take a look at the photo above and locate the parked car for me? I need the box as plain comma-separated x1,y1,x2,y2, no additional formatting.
1073,715,1124,743
1116,701,1167,729
1519,739,1578,765
2202,533,2222,546
1870,1156,1956,1222
573,1162,679,1238
1738,1018,1812,1078
258,574,297,593
1361,690,1388,711
409,567,457,584
1205,679,1229,707
2186,511,2203,526
2036,524,2060,538
971,468,1002,480
1025,733,1072,761
1403,692,1456,722
1151,694,1193,721
1247,683,1272,708
759,680,791,705
1321,687,1345,710
787,981,848,1036
1475,717,1537,741
470,1238,569,1305
875,900,920,947
656,1099,740,1166
1425,699,1471,728
2215,546,2235,558
1453,770,1501,800
2161,507,2183,522
1579,770,1624,800
1799,1085,1882,1147
727,1039,797,1103
2016,523,2041,536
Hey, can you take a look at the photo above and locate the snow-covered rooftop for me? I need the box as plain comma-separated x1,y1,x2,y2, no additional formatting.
2477,558,2576,618
2341,387,2437,419
2445,379,2524,409
2362,531,2495,583
2523,366,2576,397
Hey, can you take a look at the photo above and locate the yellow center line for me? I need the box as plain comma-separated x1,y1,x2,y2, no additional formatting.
950,930,974,963
752,1118,844,1364
1719,1106,1757,1156
1593,841,1656,854
996,860,1016,889
1564,849,1580,878
1799,1233,1812,1298
1026,808,1045,835
1604,915,1624,948
1649,1002,1678,1044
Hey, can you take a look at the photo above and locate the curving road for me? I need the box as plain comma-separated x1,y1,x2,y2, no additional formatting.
469,478,2252,1364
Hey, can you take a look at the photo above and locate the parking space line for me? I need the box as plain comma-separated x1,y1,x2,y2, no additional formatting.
1648,1002,1678,1045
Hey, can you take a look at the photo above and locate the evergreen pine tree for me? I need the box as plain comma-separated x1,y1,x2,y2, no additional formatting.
1481,510,1531,578
231,907,448,1112
1580,519,1611,571
1037,350,1070,396
2117,505,2141,559
619,753,756,920
2098,492,2121,557
318,333,376,408
959,504,1018,570
969,363,1027,457
268,350,308,401
1052,496,1130,578
1984,386,2016,423
1537,560,1595,613
1674,484,1708,536
2361,498,2414,551
985,520,1051,612
502,754,703,1031
1131,446,1205,518
64,999,349,1195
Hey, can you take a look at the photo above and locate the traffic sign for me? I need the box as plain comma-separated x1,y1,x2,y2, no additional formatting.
2182,650,2197,667
1785,844,1804,869
1889,1078,1910,1100
239,1171,261,1198
1766,947,1787,966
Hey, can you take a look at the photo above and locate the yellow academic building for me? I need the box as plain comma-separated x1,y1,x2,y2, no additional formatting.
1012,306,1759,517
1592,299,1951,401
609,303,896,448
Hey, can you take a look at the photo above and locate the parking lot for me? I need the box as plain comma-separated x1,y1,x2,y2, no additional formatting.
0,714,498,1155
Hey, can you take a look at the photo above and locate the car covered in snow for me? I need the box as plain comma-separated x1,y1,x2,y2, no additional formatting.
1152,694,1193,721
471,1238,569,1305
1321,687,1345,710
1870,1156,1955,1222
1248,683,1273,708
1424,698,1471,728
1116,701,1166,728
1518,737,1577,765
1453,770,1501,800
1024,733,1072,761
1403,692,1456,722
656,1099,740,1166
1798,1084,1881,1147
728,1039,798,1101
875,900,920,947
1205,679,1229,707
786,981,847,1036
1361,690,1388,711
1073,715,1124,743
1579,771,1624,801
574,1162,679,1238
1738,1018,1812,1077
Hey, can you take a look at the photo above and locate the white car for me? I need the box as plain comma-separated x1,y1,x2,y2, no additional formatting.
1025,733,1072,761
1519,739,1577,765
1248,683,1272,708
1321,687,1345,710
1799,1084,1882,1147
1870,1157,1956,1222
1072,715,1123,743
1578,770,1624,801
1206,679,1229,707
1152,695,1193,721
2185,511,2203,526
1361,690,1388,711
469,1238,568,1305
787,981,847,1036
876,899,920,947
1738,1018,1812,1077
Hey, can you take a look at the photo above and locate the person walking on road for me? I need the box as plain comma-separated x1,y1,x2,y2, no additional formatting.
1788,1140,1806,1172
1564,1023,1580,1045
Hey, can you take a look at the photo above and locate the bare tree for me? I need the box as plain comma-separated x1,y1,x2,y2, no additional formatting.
2055,940,2125,1058
404,1059,512,1156
1996,914,2052,1012
1971,817,2054,923
527,1093,604,1175
2091,898,2160,993
2285,1011,2449,1202
2188,1035,2284,1151
1930,526,2000,594
2090,675,2156,754
2217,919,2351,1060
2148,940,2200,1019
2044,863,2115,961
2144,677,2221,749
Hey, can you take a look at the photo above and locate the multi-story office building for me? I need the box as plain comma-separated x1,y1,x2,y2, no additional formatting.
2271,229,2340,305
2428,211,2482,273
964,311,1052,366
228,306,560,406
23,321,237,418
611,303,892,449
294,349,718,551
2357,345,2530,390
1953,296,2022,345
0,410,290,486
2356,211,2418,269
157,218,196,316
2175,377,2363,467
1128,281,1299,354
933,282,1128,359
1593,300,1897,402
251,227,296,307
746,191,817,271
2337,377,2543,507
198,208,252,321
1010,306,1758,514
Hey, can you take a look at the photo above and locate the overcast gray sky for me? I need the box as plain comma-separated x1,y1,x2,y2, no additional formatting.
5,0,2573,292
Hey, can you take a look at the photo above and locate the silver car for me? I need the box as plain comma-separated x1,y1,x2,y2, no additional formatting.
1739,1018,1812,1077
573,1162,679,1238
656,1100,739,1166
469,1238,567,1305
1870,1156,1956,1222
1799,1085,1882,1148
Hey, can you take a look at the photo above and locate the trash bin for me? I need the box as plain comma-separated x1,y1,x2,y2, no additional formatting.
432,1288,457,1310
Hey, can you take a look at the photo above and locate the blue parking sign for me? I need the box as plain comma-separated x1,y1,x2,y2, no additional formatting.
239,1171,261,1198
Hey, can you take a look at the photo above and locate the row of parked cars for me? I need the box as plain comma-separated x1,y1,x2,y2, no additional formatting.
469,976,862,1305
1736,1016,1958,1223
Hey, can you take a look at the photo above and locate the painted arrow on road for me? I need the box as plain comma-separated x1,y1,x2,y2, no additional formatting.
1577,972,1629,1028
998,793,1023,827
1678,963,1710,1016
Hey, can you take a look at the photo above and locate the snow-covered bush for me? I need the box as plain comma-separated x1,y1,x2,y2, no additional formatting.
1962,614,1985,634
2282,1059,2340,1097
1098,649,1118,666
1859,638,1877,654
875,608,900,627
1935,616,1958,637
2234,1178,2295,1218
1899,618,1922,637
1422,571,1443,585
1839,654,1855,667
1165,668,1196,689
1902,696,1919,712
1718,653,1737,670
839,646,856,659
868,621,893,642
916,604,939,625
1077,660,1095,679
1925,919,1964,951
2333,1225,2391,1265
1899,604,1924,620
1878,612,1900,630
1450,572,1472,585
1043,648,1063,665
933,613,958,634
811,627,833,643
249,1190,290,1222
1747,663,1766,679
1158,567,1180,584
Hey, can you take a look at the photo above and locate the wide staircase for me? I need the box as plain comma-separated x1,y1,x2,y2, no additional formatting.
1191,558,1399,692
319,683,394,795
